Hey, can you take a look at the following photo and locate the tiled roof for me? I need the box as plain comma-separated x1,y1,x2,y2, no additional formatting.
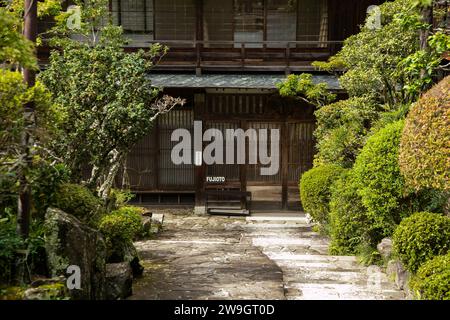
148,73,341,90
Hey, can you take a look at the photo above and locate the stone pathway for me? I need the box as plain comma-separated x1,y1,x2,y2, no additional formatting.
129,213,405,300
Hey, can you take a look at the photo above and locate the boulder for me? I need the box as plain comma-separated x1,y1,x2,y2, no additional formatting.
141,216,152,238
45,207,107,300
150,213,164,234
109,240,144,277
105,262,133,300
386,259,410,291
23,282,67,300
377,238,393,259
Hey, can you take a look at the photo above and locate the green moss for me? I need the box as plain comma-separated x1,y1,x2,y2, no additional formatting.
52,183,105,226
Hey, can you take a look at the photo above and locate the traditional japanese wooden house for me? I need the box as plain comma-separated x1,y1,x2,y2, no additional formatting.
40,0,387,213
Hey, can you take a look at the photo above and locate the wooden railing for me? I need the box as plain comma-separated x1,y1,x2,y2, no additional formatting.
123,39,344,73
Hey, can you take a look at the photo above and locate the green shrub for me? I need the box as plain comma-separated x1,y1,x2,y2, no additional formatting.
99,206,142,243
300,164,345,228
52,183,104,226
0,215,23,284
353,120,406,240
410,253,450,300
393,212,450,272
313,97,380,168
329,170,369,255
399,76,450,192
31,162,70,218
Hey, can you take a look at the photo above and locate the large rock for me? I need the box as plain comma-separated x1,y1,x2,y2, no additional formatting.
105,263,133,300
110,241,144,277
386,259,410,291
377,238,393,260
45,207,107,300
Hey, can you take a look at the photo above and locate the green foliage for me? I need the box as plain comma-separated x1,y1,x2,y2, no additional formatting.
31,163,70,218
0,214,46,285
277,73,336,107
410,253,450,300
329,170,369,255
393,212,450,272
108,189,136,209
353,120,406,240
0,8,36,69
299,164,345,229
98,206,143,243
39,11,182,196
98,206,143,259
399,76,450,192
52,183,104,226
0,214,23,283
313,96,381,167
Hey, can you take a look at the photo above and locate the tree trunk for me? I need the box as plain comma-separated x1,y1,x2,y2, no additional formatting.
98,149,123,200
419,4,434,51
17,0,37,239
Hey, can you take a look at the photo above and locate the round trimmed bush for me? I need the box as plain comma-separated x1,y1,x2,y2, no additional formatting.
299,164,345,227
98,206,143,244
52,183,104,226
400,76,450,192
410,253,450,300
393,212,450,272
353,120,406,238
329,170,369,255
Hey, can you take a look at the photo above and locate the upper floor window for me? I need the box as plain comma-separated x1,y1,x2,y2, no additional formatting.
112,0,328,47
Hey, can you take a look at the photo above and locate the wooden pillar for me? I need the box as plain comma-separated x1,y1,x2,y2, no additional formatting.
194,93,206,214
281,121,289,210
195,0,203,76
240,120,248,190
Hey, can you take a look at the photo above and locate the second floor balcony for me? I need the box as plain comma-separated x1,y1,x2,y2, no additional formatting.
109,0,378,72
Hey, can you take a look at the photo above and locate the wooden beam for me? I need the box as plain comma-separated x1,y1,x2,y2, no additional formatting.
281,121,289,210
194,93,206,212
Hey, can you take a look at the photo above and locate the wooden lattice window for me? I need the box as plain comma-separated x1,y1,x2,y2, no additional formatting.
154,0,196,42
111,0,154,33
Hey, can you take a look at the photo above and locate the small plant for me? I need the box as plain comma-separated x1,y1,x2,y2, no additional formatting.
98,206,144,260
393,212,450,272
410,253,450,300
299,164,345,230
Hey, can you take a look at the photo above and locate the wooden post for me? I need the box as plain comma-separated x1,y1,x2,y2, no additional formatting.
17,0,37,239
281,121,289,210
240,120,248,206
194,93,206,214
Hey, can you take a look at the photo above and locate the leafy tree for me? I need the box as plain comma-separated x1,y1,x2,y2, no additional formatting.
40,1,184,199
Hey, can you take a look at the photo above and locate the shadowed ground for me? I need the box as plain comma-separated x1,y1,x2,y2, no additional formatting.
129,213,405,300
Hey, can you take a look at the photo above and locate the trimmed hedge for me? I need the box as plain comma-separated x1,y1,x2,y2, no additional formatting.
399,76,450,192
300,164,345,228
393,212,450,272
98,206,143,244
329,170,369,255
353,120,406,239
53,183,104,226
410,253,450,300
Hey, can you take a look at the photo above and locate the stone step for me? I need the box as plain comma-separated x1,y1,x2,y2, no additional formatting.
243,223,312,229
284,283,405,300
246,216,308,223
252,237,329,247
